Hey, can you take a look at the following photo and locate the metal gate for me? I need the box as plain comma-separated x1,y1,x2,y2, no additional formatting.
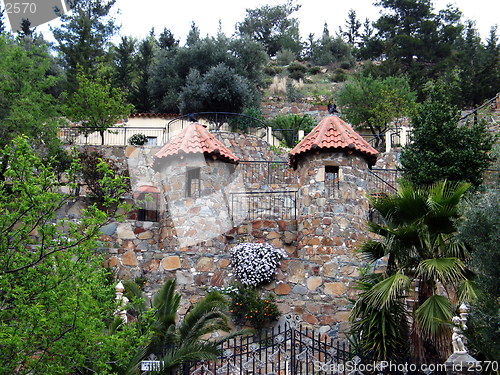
186,317,353,375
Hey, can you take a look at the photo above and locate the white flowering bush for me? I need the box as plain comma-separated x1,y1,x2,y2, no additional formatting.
230,242,287,287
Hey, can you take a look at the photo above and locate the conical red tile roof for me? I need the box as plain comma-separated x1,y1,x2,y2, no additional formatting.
289,115,378,168
155,123,239,163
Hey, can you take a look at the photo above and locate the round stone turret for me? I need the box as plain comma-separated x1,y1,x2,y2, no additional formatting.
154,123,239,249
289,116,378,328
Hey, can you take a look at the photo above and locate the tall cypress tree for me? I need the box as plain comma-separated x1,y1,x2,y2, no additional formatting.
52,0,118,93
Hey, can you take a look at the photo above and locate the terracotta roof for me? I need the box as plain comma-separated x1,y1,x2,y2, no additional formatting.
289,115,378,168
133,185,160,199
154,123,239,164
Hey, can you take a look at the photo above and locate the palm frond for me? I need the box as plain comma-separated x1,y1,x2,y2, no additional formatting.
416,258,466,285
364,272,411,308
156,342,221,374
414,294,452,340
152,279,181,329
113,345,148,375
123,279,149,314
356,240,386,263
457,279,478,304
178,292,232,343
349,273,409,360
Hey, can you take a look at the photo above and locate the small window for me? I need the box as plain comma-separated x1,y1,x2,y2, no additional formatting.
136,192,159,222
325,165,339,197
186,167,201,198
146,136,157,146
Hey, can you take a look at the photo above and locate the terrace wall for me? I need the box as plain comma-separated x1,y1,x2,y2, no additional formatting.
64,133,374,338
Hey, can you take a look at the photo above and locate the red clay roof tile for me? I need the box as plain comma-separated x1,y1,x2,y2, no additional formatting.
155,123,239,163
289,115,378,168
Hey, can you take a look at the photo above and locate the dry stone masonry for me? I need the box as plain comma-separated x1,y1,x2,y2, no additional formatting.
63,115,381,339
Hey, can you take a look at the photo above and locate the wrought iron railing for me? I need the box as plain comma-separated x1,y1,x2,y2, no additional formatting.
271,128,299,147
148,320,354,375
166,112,268,141
58,126,166,146
238,161,297,186
367,168,399,194
230,190,297,221
460,92,500,124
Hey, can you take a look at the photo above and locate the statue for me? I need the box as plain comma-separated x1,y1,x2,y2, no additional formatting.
452,316,467,354
115,281,129,323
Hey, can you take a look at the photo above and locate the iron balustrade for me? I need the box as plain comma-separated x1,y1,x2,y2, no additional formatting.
238,161,297,186
58,126,167,146
367,168,399,195
166,112,268,141
151,323,355,375
460,92,499,124
230,190,297,222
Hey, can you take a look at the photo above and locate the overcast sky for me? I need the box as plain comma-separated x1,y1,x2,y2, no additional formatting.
110,0,499,43
9,0,499,44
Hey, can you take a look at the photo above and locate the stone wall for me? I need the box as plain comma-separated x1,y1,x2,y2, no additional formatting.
261,100,329,123
68,136,379,338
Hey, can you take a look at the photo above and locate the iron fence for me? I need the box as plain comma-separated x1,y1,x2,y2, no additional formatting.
230,190,297,222
238,161,297,186
359,133,386,152
145,321,355,375
166,112,268,141
58,126,166,146
367,168,399,195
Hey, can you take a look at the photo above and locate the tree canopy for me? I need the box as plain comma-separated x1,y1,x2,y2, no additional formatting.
335,74,416,144
65,67,134,145
52,0,118,91
0,35,65,177
0,137,135,374
400,80,493,187
237,0,302,57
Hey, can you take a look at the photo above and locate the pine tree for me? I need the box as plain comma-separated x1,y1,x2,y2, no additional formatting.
52,0,118,92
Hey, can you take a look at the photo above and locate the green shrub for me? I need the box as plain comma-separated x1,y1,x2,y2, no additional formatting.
128,133,148,146
286,80,303,102
330,68,348,82
340,61,353,70
276,48,296,66
287,61,307,81
264,65,284,76
308,65,321,75
228,286,280,329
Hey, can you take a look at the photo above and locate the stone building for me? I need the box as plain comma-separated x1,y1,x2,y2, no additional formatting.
73,114,383,338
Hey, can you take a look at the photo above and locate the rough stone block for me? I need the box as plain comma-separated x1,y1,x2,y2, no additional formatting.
275,283,292,295
196,257,215,272
303,314,319,325
104,256,120,268
324,282,347,295
122,250,138,267
142,259,160,273
162,256,181,270
117,223,136,239
287,260,305,283
306,276,322,291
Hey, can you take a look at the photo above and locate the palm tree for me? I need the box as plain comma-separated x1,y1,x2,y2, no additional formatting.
120,279,246,375
349,180,476,363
